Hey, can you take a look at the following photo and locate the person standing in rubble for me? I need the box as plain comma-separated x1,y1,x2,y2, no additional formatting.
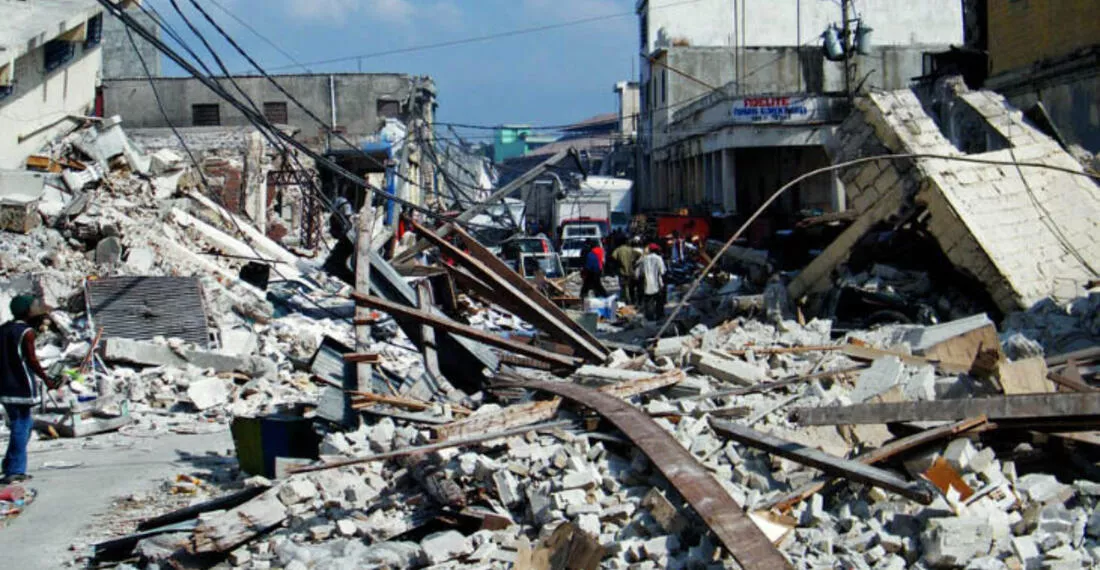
668,231,686,265
322,191,357,284
579,239,608,299
1,295,59,484
610,236,642,305
637,243,667,321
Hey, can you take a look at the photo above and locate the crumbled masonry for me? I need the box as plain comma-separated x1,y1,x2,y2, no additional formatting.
2,92,1098,570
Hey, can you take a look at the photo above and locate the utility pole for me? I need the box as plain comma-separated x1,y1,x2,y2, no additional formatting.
841,0,853,102
354,202,375,410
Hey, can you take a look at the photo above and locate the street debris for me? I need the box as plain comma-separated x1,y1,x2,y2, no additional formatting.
2,82,1098,570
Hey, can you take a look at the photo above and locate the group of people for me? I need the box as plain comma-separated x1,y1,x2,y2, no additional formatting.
577,234,671,321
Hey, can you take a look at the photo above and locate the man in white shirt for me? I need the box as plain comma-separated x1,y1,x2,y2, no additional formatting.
636,243,667,321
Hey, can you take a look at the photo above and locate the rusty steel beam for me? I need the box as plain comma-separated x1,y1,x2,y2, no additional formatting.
501,378,792,570
351,292,582,369
793,393,1100,426
762,416,988,511
410,220,608,362
710,419,936,504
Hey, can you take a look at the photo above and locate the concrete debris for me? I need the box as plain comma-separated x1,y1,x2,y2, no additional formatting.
4,111,1094,570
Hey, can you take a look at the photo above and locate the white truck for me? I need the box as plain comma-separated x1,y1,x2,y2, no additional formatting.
552,176,634,239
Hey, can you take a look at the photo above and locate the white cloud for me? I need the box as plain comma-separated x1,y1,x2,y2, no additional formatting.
284,0,417,25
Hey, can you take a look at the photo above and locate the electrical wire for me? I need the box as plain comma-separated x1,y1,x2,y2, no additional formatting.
260,0,705,72
99,0,505,232
206,0,312,73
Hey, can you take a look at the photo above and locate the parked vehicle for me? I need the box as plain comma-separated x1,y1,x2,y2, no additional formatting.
499,234,553,271
559,237,591,270
560,222,604,242
518,252,565,280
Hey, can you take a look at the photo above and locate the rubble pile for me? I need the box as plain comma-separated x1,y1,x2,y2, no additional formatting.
0,101,1097,570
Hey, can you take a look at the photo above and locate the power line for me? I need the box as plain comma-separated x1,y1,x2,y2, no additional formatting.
261,0,704,72
97,0,501,232
206,0,312,73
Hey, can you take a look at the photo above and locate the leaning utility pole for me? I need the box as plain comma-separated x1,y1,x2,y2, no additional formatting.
842,0,854,102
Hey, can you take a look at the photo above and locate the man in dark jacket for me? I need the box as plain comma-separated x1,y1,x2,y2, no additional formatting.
1,295,58,484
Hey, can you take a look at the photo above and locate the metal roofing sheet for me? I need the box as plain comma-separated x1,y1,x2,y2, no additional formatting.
85,276,211,348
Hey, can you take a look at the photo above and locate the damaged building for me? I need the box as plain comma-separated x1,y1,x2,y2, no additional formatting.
790,81,1100,328
1,1,1100,570
635,0,964,237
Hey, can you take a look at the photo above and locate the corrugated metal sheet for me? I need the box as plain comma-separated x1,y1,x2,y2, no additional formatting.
85,276,211,348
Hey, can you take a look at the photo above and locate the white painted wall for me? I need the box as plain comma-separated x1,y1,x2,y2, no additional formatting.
0,46,102,169
641,0,963,53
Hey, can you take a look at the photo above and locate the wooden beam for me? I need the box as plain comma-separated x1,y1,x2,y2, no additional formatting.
725,345,841,357
842,343,971,375
599,369,685,400
710,419,936,505
189,488,286,553
354,205,375,398
793,393,1100,426
434,399,562,441
673,366,865,403
393,150,569,264
290,419,575,474
352,293,582,368
762,416,988,511
418,221,608,362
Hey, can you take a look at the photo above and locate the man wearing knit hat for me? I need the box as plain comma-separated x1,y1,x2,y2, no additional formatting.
1,294,59,484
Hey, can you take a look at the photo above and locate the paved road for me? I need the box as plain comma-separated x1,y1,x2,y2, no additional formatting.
0,429,232,569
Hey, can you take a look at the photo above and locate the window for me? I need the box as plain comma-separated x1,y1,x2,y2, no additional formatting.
660,70,667,104
44,40,75,73
639,13,648,51
84,14,103,49
192,104,221,126
377,99,400,119
263,102,288,124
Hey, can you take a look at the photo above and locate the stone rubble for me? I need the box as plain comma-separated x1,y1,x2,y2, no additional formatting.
1,120,1096,570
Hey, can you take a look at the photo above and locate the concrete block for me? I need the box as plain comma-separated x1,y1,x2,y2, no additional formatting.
921,517,994,567
965,557,1008,570
125,247,156,273
654,335,692,359
688,350,765,386
560,470,598,490
420,530,472,565
577,513,601,537
103,338,250,374
906,314,994,352
943,438,978,473
642,535,680,562
335,519,357,537
277,480,317,506
851,357,905,403
186,377,230,410
1016,474,1070,505
95,236,124,266
493,470,521,507
368,418,395,452
1011,536,1041,570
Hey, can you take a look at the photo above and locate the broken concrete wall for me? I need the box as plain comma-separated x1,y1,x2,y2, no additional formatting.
791,82,1100,314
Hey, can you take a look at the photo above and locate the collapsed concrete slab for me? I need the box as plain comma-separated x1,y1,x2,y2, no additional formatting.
103,337,255,374
790,82,1100,314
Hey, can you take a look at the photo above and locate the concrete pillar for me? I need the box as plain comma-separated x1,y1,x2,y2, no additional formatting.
722,149,738,214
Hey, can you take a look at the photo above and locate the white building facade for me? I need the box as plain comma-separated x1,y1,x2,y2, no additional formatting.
636,0,963,239
1,0,105,169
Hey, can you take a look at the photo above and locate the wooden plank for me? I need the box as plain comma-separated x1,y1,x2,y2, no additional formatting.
433,399,562,441
842,343,971,375
189,488,286,554
354,205,375,398
710,419,936,504
1046,346,1100,368
1047,359,1099,392
435,370,683,441
793,393,1100,426
919,323,1002,373
445,222,609,362
343,353,382,364
997,357,1054,395
289,419,575,475
726,345,840,356
598,369,685,400
763,416,988,511
352,293,582,368
923,456,974,500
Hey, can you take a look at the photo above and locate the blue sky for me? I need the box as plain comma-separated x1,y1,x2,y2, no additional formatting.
147,0,639,132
